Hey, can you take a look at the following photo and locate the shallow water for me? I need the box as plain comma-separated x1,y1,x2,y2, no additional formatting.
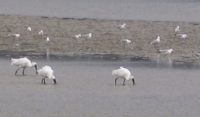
1,57,200,117
0,0,200,22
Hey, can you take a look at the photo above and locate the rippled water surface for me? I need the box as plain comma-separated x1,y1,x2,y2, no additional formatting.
1,57,200,117
0,0,200,22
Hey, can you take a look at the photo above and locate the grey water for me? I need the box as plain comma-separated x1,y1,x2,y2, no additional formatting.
0,0,200,22
1,56,200,117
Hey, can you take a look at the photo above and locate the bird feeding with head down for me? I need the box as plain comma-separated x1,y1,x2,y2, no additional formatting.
37,65,57,84
150,36,161,45
112,66,135,85
11,57,38,75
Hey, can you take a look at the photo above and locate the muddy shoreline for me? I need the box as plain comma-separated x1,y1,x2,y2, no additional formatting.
0,15,200,63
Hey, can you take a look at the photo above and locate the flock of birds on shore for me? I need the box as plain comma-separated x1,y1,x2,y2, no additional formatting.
8,23,200,85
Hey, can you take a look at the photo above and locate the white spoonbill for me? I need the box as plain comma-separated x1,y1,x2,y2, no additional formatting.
150,36,161,45
175,26,180,33
37,65,57,84
27,27,31,31
73,34,81,39
159,48,173,55
112,66,135,85
82,33,92,38
38,30,43,35
11,57,38,75
8,33,20,38
117,23,126,29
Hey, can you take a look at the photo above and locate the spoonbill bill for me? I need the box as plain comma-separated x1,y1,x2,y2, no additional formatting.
150,36,161,45
11,57,38,75
112,66,135,85
37,65,57,84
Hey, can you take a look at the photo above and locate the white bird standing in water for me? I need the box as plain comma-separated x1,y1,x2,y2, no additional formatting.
159,48,173,55
175,26,180,33
112,66,135,85
8,33,20,38
117,23,126,29
73,34,81,39
27,27,31,31
38,30,43,35
82,33,92,38
11,57,38,75
150,36,161,45
37,65,57,84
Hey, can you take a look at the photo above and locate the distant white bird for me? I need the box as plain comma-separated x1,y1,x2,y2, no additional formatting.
150,36,161,45
192,51,200,58
11,57,38,75
38,30,43,35
177,34,188,39
73,34,81,39
27,27,31,31
159,49,173,55
82,33,92,38
112,66,135,85
117,23,126,29
175,26,180,33
121,39,131,47
46,37,50,43
8,33,20,38
37,65,57,84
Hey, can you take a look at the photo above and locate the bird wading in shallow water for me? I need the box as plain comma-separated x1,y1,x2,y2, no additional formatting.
112,66,135,85
11,57,38,75
37,65,57,84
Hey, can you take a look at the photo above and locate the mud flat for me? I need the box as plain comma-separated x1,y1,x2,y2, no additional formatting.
0,15,200,63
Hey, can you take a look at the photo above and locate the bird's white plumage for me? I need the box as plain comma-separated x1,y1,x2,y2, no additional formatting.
121,39,131,44
46,37,50,42
177,34,188,39
37,65,55,79
11,57,36,68
150,36,160,45
8,33,20,38
38,30,43,35
27,27,31,31
82,33,92,38
112,66,134,81
73,34,81,39
159,49,173,54
175,26,180,33
117,23,126,29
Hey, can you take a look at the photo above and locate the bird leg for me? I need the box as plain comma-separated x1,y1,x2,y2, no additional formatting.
122,78,126,85
41,78,46,84
22,68,25,75
132,79,135,85
115,77,119,85
15,67,21,75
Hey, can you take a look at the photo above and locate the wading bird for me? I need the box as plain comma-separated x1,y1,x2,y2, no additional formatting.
117,23,126,29
38,30,43,35
8,33,20,39
175,26,180,33
150,36,161,45
121,39,131,47
82,33,92,38
27,27,31,31
37,65,57,84
112,66,135,85
159,48,173,55
73,34,81,39
11,57,38,75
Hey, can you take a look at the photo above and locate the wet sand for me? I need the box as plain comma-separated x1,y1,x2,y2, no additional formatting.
0,15,200,62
